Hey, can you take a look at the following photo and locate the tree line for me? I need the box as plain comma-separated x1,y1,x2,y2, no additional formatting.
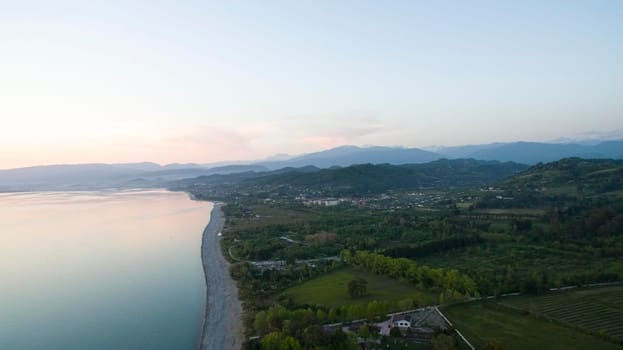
340,250,478,296
250,305,359,350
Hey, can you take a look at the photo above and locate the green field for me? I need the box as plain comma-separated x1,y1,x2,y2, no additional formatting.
499,285,623,341
443,302,622,350
281,266,437,309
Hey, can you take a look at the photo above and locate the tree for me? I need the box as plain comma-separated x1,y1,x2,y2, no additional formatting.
281,336,302,350
398,298,414,310
302,325,324,347
261,331,285,350
316,309,326,322
243,338,261,350
261,331,302,350
266,306,286,330
389,326,402,337
327,309,337,322
366,300,387,321
347,278,368,298
327,328,359,349
358,324,370,339
432,333,456,350
253,310,269,335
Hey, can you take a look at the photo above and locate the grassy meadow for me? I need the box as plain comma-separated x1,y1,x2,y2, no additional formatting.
281,266,437,309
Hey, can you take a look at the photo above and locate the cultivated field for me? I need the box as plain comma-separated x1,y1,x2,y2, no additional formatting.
229,204,322,230
442,302,622,350
499,285,623,341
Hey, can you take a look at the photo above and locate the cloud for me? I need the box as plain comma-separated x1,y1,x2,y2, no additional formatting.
294,122,386,148
297,135,347,149
158,118,389,162
157,121,282,162
159,128,252,162
0,116,392,168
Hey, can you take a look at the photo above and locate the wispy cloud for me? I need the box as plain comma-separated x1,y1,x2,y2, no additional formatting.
294,120,386,149
158,122,281,162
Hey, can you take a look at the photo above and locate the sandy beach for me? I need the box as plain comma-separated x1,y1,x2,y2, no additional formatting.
199,203,243,350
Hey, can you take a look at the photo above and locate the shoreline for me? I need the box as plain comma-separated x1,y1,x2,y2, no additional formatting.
198,202,243,350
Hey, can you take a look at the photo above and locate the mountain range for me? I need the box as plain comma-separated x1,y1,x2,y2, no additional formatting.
1,139,621,191
437,141,623,164
256,140,623,169
256,145,440,169
0,163,269,191
172,159,529,196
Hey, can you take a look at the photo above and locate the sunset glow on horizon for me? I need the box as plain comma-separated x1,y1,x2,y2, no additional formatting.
2,1,622,169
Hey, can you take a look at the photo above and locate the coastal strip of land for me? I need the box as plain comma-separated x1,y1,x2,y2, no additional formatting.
199,203,242,350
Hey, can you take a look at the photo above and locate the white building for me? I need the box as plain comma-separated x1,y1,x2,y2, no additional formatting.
392,314,411,328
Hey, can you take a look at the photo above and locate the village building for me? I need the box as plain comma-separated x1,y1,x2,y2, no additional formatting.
391,314,411,328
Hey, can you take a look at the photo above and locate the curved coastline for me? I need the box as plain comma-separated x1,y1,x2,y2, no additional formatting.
198,202,243,350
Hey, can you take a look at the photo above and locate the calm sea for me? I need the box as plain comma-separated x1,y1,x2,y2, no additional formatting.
0,190,212,350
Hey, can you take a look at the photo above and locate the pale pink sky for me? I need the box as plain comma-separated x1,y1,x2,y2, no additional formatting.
1,1,622,169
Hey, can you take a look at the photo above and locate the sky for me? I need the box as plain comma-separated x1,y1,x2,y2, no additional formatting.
1,0,622,169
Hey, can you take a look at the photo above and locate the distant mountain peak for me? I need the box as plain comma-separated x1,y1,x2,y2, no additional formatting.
550,129,623,144
256,145,443,169
435,140,623,164
262,153,293,162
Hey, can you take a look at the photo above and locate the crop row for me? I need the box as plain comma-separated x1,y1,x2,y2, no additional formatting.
540,302,623,340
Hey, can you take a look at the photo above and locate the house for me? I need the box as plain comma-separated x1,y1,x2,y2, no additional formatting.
391,314,411,328
303,198,341,207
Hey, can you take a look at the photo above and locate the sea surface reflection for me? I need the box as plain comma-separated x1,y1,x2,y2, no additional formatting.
0,190,212,350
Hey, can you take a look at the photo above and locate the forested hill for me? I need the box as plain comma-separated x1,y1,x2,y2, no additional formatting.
502,158,623,196
173,159,528,195
247,159,527,194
